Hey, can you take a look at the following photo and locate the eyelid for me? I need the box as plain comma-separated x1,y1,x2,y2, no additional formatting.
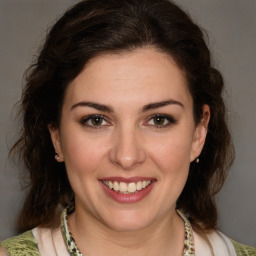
80,114,111,129
145,114,177,128
80,113,176,129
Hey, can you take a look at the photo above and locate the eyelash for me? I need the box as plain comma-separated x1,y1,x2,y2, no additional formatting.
145,114,177,128
80,114,176,129
80,115,109,129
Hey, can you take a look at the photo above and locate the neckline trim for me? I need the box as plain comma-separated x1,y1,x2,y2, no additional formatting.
61,208,195,256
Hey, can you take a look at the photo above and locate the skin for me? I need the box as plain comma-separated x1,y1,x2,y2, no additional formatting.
49,47,210,256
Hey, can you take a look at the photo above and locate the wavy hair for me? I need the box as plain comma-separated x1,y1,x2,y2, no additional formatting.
11,0,234,233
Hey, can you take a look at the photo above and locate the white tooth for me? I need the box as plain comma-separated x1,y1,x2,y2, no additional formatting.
113,181,119,191
146,181,150,186
136,181,142,191
142,181,147,188
119,182,128,192
128,182,136,193
108,181,113,189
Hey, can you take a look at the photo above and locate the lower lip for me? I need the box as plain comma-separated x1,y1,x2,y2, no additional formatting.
99,181,156,203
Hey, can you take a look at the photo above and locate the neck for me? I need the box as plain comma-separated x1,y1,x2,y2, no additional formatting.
68,207,185,256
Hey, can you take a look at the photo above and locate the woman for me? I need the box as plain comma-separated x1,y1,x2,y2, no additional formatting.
0,0,255,255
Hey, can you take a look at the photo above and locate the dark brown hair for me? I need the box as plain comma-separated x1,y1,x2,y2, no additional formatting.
12,0,234,233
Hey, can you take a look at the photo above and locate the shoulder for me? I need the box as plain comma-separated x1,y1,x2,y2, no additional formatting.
194,229,236,256
230,239,256,256
194,229,256,256
0,230,40,256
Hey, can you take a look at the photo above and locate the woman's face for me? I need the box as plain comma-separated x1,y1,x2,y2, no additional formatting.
49,47,209,231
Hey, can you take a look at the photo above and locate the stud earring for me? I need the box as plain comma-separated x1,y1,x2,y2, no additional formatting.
195,158,199,163
55,152,60,161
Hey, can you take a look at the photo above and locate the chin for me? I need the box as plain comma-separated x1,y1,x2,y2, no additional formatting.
107,220,150,232
101,210,155,232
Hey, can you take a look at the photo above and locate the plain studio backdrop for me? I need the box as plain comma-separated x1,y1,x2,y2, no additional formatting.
0,0,255,247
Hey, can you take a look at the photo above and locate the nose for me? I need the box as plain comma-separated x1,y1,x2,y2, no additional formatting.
109,125,146,170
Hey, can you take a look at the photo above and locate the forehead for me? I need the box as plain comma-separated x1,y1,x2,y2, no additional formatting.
63,47,192,109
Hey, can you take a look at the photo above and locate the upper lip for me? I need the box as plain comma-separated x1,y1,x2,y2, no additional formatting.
99,176,156,183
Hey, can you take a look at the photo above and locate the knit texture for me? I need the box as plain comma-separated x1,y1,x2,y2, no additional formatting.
0,230,39,256
231,239,256,256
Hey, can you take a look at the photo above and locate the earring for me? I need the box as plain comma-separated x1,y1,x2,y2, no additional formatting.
195,158,199,163
55,152,60,161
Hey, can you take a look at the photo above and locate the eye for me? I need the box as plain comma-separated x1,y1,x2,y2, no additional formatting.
146,114,176,128
81,115,110,128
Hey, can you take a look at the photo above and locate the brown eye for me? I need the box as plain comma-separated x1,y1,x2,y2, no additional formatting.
153,116,166,126
81,115,109,128
146,114,176,128
91,116,103,126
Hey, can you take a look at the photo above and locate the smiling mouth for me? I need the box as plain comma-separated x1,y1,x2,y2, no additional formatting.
102,180,153,194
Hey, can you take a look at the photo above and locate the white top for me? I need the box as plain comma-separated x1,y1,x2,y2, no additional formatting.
193,229,236,256
32,226,237,256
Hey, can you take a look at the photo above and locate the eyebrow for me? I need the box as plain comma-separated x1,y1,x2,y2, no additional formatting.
70,99,183,112
142,99,184,112
70,101,113,112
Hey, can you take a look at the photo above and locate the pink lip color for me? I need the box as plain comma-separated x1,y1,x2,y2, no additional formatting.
99,178,156,204
100,176,154,183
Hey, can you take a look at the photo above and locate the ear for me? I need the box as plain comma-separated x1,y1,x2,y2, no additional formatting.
190,105,210,162
48,124,64,162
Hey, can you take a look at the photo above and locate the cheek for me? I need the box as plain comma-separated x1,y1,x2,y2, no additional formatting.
148,131,193,173
60,129,108,176
146,133,193,210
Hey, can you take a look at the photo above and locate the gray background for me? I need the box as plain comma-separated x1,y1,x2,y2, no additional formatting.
0,0,255,247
